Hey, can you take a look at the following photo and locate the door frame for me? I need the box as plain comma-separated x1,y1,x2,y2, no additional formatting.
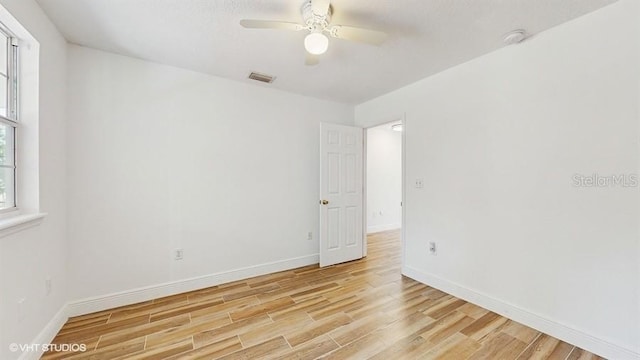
361,113,406,262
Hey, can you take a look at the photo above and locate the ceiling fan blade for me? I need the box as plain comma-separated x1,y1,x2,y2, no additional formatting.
305,53,320,66
311,0,331,15
330,25,388,46
240,19,303,31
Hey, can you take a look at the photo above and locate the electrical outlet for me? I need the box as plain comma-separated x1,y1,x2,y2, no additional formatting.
415,178,424,188
307,232,313,241
174,249,184,260
45,277,52,296
429,242,437,255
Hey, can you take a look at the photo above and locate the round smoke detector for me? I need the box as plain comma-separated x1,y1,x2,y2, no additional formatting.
503,30,528,45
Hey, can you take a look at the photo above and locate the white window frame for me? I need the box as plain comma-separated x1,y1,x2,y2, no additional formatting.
0,3,45,238
0,21,18,214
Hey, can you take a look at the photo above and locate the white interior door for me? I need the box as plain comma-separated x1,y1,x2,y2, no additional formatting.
320,123,364,267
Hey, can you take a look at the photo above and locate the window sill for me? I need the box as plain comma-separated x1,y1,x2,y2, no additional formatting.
0,212,47,239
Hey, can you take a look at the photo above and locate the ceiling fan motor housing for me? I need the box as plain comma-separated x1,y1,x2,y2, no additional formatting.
302,0,332,30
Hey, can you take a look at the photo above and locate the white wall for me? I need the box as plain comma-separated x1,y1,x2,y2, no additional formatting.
0,1,67,359
356,1,639,359
66,45,353,303
366,123,402,233
2,1,637,359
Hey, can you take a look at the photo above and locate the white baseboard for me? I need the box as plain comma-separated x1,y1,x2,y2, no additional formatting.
403,266,640,360
367,223,401,234
18,306,68,360
66,254,319,317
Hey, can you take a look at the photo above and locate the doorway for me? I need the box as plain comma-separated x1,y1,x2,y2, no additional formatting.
365,120,403,244
318,120,403,267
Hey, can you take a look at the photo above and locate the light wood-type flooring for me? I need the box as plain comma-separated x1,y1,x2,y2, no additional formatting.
43,230,603,359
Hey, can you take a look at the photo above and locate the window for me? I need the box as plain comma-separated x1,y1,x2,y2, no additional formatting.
0,23,17,212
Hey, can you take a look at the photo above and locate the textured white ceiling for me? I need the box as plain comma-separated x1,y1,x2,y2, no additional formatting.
37,0,616,104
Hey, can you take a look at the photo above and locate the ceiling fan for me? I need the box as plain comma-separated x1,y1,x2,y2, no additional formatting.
240,0,388,65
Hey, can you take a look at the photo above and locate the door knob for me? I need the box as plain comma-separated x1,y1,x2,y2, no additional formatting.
320,200,329,205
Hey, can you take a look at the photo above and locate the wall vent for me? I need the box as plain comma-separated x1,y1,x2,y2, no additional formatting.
248,72,275,84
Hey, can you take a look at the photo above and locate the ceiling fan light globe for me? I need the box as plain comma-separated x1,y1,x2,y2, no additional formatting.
304,32,329,55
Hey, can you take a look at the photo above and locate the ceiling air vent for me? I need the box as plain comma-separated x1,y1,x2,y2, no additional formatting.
248,72,275,84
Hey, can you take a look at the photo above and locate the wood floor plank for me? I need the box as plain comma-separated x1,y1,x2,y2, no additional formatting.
150,293,190,306
459,311,502,337
186,282,248,303
457,302,490,319
328,312,393,346
163,336,242,360
145,312,231,349
97,313,190,348
496,338,530,359
547,341,575,360
189,296,260,320
366,272,401,287
420,310,476,345
255,282,315,303
108,298,190,323
216,336,290,360
416,332,469,358
123,338,193,360
306,271,353,286
57,315,110,335
246,270,297,288
319,279,372,301
289,283,341,301
517,334,561,360
371,310,435,346
346,294,399,320
279,335,340,360
149,298,224,322
383,294,434,320
502,319,542,344
268,295,330,321
277,275,312,289
319,332,388,359
286,313,352,347
192,313,272,348
437,337,482,359
229,296,294,322
47,230,603,360
368,335,432,360
468,314,509,342
239,311,313,347
222,283,280,302
423,298,467,319
307,295,361,320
